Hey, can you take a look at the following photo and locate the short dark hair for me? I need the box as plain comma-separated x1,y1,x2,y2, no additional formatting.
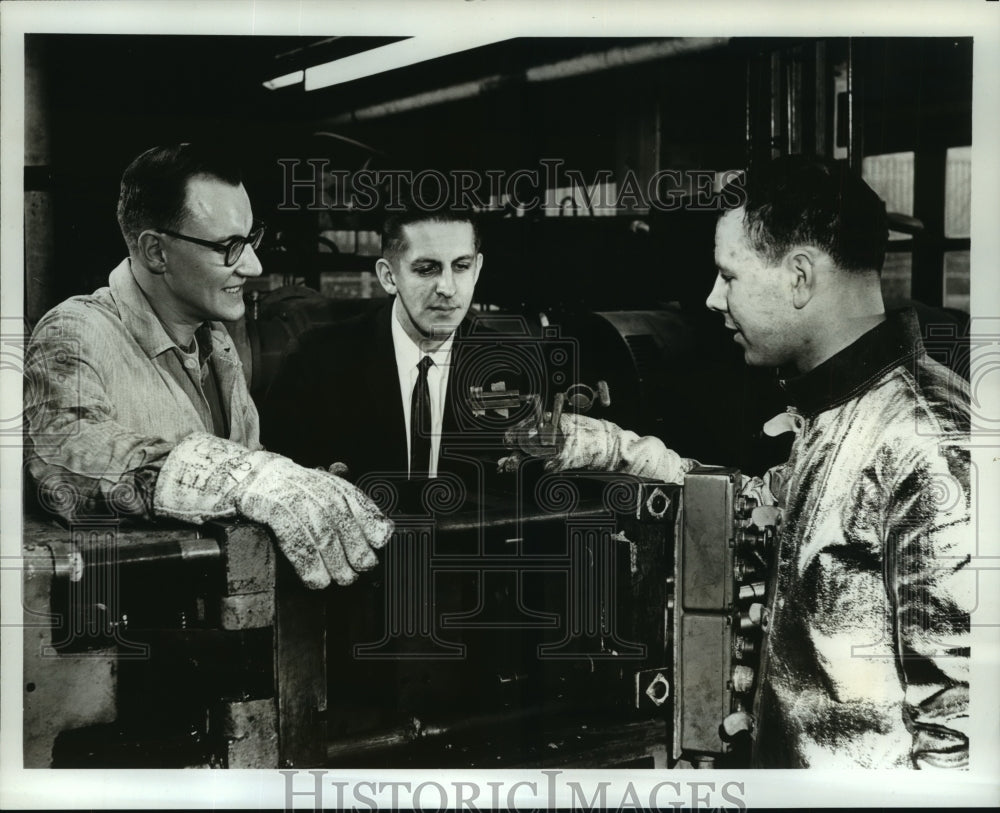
380,183,480,264
721,155,888,273
117,143,243,252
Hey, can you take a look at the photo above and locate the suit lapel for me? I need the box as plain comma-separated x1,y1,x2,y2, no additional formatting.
363,302,409,474
443,318,474,435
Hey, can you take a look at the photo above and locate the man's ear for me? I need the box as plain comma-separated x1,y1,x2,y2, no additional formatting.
137,230,168,275
786,248,818,309
375,257,397,295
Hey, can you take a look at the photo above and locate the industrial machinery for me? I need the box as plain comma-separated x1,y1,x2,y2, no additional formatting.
23,517,325,768
22,464,777,769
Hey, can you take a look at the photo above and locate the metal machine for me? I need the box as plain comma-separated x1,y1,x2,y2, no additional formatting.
23,517,325,768
22,467,776,770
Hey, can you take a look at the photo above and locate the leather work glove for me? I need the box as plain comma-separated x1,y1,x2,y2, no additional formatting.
153,433,393,589
498,413,695,484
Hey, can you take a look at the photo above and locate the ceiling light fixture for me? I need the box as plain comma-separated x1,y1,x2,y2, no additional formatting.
303,35,510,92
262,70,304,91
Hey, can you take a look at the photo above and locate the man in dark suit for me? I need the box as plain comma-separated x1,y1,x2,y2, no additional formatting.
260,204,591,739
260,205,524,488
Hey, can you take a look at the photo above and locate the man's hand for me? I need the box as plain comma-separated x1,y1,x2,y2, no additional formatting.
153,433,393,589
499,413,694,484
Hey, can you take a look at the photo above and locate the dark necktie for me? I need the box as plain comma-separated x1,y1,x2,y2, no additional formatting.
410,355,434,479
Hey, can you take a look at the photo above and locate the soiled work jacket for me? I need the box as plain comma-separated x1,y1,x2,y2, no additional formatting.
24,259,260,519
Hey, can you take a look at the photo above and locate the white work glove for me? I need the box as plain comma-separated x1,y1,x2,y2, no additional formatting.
499,413,695,484
153,433,393,589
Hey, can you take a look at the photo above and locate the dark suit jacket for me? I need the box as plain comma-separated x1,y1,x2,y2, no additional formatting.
259,300,532,487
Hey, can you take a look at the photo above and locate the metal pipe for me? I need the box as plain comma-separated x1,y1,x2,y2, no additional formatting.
67,536,221,575
325,701,577,762
436,492,612,534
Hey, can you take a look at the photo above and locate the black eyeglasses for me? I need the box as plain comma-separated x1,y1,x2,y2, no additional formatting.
158,221,266,267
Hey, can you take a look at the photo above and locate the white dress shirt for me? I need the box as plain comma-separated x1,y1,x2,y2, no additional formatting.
390,299,455,478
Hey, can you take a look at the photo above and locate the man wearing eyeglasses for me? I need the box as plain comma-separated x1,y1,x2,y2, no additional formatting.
24,143,393,590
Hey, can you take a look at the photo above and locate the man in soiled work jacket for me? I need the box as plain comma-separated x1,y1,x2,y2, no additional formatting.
24,143,392,589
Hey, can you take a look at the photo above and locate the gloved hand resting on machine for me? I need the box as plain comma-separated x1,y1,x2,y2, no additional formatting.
154,433,393,589
498,412,697,484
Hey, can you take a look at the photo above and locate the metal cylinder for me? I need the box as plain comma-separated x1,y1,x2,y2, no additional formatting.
732,634,756,660
739,602,765,631
722,710,754,737
733,557,759,581
736,494,758,520
731,665,755,694
738,581,766,601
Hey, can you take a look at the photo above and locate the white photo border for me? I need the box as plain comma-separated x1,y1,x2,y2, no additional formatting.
2,1,998,809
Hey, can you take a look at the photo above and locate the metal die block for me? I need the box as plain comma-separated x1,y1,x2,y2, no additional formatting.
209,521,275,596
680,468,739,612
219,591,275,630
217,697,278,768
676,613,732,755
22,540,116,767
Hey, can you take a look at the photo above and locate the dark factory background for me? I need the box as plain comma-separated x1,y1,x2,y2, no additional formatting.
23,35,973,471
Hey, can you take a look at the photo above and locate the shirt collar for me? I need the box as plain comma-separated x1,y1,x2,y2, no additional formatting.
109,258,226,361
779,307,924,416
390,298,456,372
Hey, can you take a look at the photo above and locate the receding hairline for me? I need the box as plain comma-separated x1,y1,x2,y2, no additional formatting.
175,173,250,232
383,216,479,261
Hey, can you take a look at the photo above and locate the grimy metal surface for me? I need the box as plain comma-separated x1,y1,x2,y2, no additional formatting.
674,467,770,765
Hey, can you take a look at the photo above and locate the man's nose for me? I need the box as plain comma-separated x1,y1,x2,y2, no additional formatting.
436,268,457,297
236,245,263,278
705,273,727,313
